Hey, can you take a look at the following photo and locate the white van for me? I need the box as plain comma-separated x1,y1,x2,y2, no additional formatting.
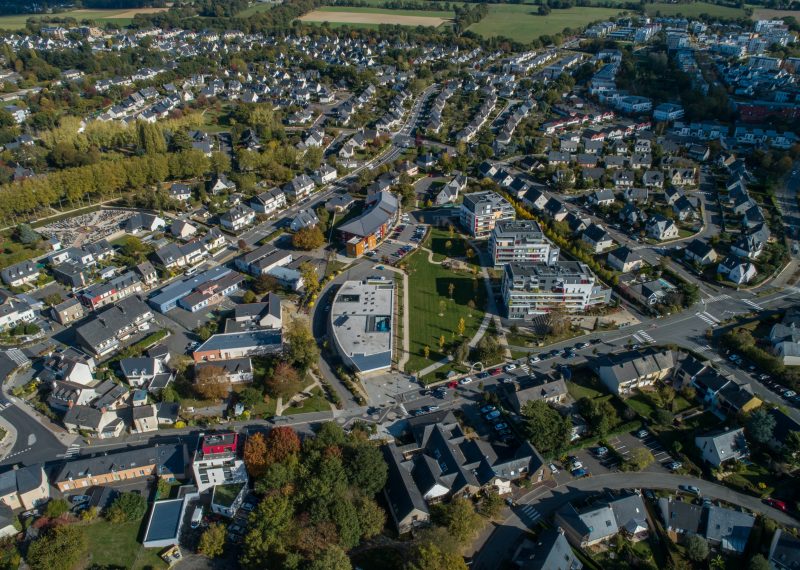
190,506,203,529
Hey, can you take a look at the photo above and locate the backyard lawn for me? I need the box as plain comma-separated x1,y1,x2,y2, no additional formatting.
404,248,486,376
84,519,166,570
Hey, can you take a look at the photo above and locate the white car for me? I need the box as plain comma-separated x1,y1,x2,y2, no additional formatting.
571,460,583,470
459,377,473,385
529,356,540,363
504,364,517,373
549,463,559,474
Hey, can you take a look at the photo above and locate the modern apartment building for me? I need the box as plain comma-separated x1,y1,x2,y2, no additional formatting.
459,191,515,238
191,432,248,493
501,261,610,319
489,220,559,267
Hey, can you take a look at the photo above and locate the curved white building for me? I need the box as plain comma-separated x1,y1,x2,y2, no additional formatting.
329,277,394,374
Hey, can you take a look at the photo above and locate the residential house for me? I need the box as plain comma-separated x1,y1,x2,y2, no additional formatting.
511,529,582,570
250,187,287,215
191,432,247,493
505,376,568,413
717,257,757,285
769,529,800,570
289,208,320,232
581,224,614,253
170,220,197,240
283,173,315,201
1,261,39,288
338,191,399,257
588,188,615,207
192,330,282,363
593,348,675,396
607,246,643,273
685,239,718,266
555,503,619,548
51,298,84,325
196,357,253,384
207,174,236,195
219,204,255,232
646,215,679,241
769,308,800,366
695,427,749,467
459,191,515,238
78,271,143,311
0,464,50,511
74,296,154,356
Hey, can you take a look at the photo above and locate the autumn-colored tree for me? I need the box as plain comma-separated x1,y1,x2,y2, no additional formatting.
292,226,325,250
423,346,430,359
198,523,226,558
244,432,269,477
194,365,231,400
267,361,304,399
264,426,301,465
439,335,445,350
448,282,455,298
457,317,465,337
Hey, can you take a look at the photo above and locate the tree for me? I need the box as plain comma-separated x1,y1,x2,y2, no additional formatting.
300,261,322,298
626,448,655,471
448,282,455,298
343,443,388,496
285,317,319,373
710,554,726,570
454,340,470,364
43,293,62,306
243,290,257,303
478,490,504,519
520,400,571,454
747,408,776,444
264,426,301,465
748,554,770,570
784,430,800,465
26,524,87,570
293,226,325,250
353,493,385,539
107,492,147,523
408,542,468,570
253,273,279,294
457,318,465,337
546,307,571,337
439,335,446,350
199,523,226,558
423,345,431,359
431,497,482,543
194,364,231,400
241,494,294,569
308,545,352,570
14,223,39,245
267,361,303,399
239,386,263,408
685,535,709,562
244,432,270,477
44,498,70,518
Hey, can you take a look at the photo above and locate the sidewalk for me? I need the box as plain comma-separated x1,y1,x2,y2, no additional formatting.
0,414,17,461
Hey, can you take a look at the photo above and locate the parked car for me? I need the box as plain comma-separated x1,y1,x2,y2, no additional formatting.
485,410,501,420
494,423,508,431
423,405,439,413
459,377,473,385
667,461,683,471
575,342,589,349
504,364,517,373
785,390,797,399
549,463,559,474
595,447,609,457
529,355,540,363
69,495,90,505
680,485,701,496
480,405,496,414
764,498,789,512
571,460,584,470
637,429,649,438
571,468,589,478
489,368,503,377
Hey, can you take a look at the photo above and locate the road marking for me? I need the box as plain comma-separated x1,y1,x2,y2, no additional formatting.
518,505,541,524
637,330,655,343
696,312,719,326
632,333,643,343
742,299,763,310
703,294,731,303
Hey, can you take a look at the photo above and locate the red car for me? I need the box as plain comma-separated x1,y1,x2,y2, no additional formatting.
447,380,459,389
764,498,789,512
489,368,502,377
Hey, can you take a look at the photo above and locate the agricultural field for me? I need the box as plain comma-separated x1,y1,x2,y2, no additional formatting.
0,7,167,30
644,1,747,18
750,7,800,19
299,6,453,27
467,5,627,43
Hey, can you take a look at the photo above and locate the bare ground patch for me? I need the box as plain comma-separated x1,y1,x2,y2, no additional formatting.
72,7,169,18
299,10,449,26
751,8,800,19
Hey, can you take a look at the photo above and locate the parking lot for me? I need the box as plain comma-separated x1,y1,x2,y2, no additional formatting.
368,218,426,262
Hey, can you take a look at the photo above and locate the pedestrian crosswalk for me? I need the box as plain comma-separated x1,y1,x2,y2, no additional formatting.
703,294,731,304
517,504,541,525
696,311,720,327
632,330,654,344
742,299,763,311
519,364,530,373
64,444,81,459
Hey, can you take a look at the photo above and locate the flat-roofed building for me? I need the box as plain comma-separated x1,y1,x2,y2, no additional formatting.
191,432,247,493
459,191,515,238
329,277,394,374
501,262,610,319
489,220,559,267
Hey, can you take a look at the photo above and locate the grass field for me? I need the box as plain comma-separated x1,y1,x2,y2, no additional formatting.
315,5,453,18
0,7,167,29
404,245,486,375
84,519,166,570
644,1,747,18
238,2,280,17
751,7,800,19
467,5,626,42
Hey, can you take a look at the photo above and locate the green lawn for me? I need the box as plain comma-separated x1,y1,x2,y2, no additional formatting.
315,5,454,18
284,386,330,414
644,1,747,18
426,226,474,262
84,519,166,570
404,249,486,375
0,238,45,271
566,368,606,400
467,5,626,43
239,2,280,16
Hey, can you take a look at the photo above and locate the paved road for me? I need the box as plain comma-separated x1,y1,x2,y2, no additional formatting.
473,471,798,569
